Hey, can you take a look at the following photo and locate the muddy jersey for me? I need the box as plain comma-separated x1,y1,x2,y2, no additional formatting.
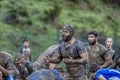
55,40,86,78
112,48,120,71
0,51,19,79
106,48,114,57
85,43,110,66
109,49,114,57
34,45,59,69
19,62,37,80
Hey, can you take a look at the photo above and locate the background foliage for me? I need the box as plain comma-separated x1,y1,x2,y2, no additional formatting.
0,0,120,63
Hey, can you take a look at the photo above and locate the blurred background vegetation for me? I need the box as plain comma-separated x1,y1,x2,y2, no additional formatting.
0,0,120,64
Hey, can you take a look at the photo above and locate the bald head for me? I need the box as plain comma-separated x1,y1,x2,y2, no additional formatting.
105,37,113,49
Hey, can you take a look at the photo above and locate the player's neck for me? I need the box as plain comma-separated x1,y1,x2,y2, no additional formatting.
66,37,75,46
92,42,98,48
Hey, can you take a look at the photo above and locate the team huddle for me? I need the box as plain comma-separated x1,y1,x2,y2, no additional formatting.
0,25,120,80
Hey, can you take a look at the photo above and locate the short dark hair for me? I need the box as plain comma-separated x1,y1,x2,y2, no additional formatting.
88,31,98,37
89,63,100,73
23,39,29,43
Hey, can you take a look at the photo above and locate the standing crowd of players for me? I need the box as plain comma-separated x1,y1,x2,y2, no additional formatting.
0,25,120,80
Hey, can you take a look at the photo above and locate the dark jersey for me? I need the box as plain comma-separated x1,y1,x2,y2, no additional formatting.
34,45,59,69
85,43,111,66
19,62,37,80
112,48,120,71
0,51,19,79
54,40,86,78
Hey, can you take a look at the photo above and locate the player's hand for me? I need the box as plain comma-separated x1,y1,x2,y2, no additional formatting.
44,55,51,63
64,56,74,64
